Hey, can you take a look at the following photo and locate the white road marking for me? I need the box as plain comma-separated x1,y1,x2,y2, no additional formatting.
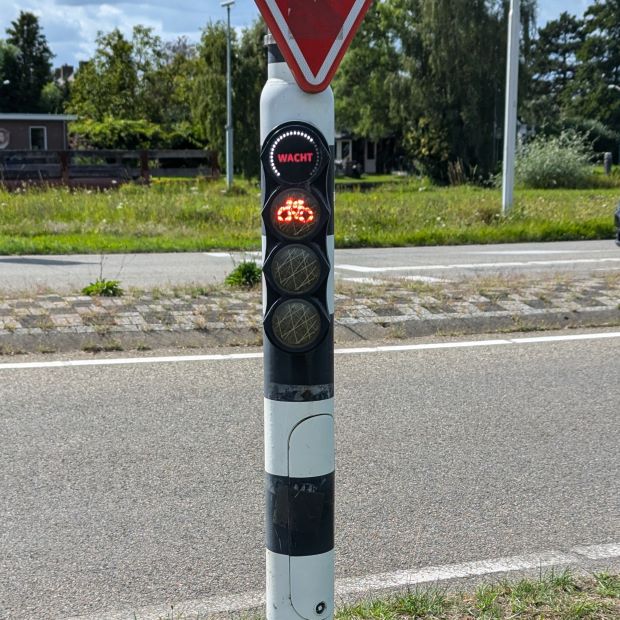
65,542,620,620
337,257,620,272
341,277,387,285
571,543,620,560
341,275,450,284
468,250,611,255
203,251,261,259
1,332,619,371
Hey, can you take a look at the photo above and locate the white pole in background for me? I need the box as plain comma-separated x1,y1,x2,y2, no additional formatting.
222,0,234,190
502,0,520,215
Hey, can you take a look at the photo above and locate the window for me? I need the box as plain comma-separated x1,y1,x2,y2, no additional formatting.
29,127,47,150
366,141,375,160
338,140,352,161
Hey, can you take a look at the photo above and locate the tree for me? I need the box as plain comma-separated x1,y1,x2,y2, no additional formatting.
390,0,535,180
4,11,53,112
333,0,402,142
234,19,267,177
68,29,139,119
332,0,536,181
567,0,620,132
0,40,19,111
190,22,231,168
526,12,583,126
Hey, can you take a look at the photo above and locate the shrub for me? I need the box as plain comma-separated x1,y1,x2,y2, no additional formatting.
225,261,262,288
70,118,205,150
82,279,123,297
514,131,593,189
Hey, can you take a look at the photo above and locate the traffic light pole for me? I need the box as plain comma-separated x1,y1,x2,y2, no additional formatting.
261,36,335,620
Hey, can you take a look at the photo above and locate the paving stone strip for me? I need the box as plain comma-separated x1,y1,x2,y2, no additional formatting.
0,275,618,354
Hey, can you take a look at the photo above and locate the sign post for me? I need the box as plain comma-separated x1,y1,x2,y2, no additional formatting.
255,1,372,618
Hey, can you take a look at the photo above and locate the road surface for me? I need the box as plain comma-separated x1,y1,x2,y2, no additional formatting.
1,329,619,618
0,240,618,293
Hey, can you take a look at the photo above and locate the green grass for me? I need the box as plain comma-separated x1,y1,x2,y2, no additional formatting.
148,571,619,620
334,571,619,620
0,178,618,254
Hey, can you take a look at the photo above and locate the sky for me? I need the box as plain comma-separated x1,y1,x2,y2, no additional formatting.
0,0,592,69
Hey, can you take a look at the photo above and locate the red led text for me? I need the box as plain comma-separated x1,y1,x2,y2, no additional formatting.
277,152,314,164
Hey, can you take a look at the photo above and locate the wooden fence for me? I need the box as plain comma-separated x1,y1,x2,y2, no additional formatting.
0,149,220,189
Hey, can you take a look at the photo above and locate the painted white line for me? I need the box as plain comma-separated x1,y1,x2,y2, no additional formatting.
0,352,263,370
65,542,620,620
468,250,611,256
1,332,619,371
337,257,620,273
341,277,386,285
335,551,577,595
403,275,451,283
203,251,262,259
339,275,449,284
571,543,620,560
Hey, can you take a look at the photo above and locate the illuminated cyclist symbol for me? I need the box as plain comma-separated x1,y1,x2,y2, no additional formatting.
276,198,315,225
270,189,322,241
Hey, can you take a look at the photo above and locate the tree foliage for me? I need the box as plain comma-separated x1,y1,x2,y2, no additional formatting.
1,11,53,112
334,0,536,180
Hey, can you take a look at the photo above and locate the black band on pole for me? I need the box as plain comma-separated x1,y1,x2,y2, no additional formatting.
266,472,335,556
267,43,285,64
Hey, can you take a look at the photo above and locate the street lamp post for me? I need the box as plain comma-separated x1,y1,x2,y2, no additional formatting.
502,0,520,215
222,0,235,190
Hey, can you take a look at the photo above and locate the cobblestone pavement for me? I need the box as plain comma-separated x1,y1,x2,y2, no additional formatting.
0,274,619,354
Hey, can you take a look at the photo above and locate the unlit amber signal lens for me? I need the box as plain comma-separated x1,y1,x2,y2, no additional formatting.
271,244,322,295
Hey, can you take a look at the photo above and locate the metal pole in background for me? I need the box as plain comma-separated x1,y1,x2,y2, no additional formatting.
502,0,520,215
222,0,234,190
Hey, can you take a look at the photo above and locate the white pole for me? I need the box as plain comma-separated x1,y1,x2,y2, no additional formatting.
502,0,520,215
222,0,234,189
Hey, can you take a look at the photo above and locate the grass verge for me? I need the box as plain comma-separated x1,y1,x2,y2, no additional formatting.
148,571,619,620
337,571,619,620
0,179,618,254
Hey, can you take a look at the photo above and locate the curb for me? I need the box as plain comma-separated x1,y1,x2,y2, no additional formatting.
0,306,618,356
0,275,618,355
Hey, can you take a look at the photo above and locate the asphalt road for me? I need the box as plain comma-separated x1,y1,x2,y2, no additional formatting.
1,330,619,619
0,239,619,293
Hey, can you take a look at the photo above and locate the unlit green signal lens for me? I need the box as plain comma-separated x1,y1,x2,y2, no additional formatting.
271,299,322,350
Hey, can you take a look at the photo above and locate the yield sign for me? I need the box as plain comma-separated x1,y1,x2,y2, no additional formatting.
255,0,373,93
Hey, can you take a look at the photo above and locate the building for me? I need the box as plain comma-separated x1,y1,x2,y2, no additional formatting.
0,113,77,151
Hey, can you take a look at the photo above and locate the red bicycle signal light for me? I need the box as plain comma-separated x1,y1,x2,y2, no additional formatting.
268,189,325,241
277,197,315,225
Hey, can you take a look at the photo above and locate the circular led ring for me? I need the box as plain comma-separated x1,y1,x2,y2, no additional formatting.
268,129,321,183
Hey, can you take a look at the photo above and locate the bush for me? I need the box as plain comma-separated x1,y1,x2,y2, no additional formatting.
514,131,593,189
82,279,123,297
225,261,262,288
70,118,206,150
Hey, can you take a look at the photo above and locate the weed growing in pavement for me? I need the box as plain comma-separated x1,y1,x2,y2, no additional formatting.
82,278,124,297
225,261,262,288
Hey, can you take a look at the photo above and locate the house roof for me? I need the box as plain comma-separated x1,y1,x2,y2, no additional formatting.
0,113,77,122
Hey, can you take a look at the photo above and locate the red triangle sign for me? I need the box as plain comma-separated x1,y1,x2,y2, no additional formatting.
255,0,373,93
